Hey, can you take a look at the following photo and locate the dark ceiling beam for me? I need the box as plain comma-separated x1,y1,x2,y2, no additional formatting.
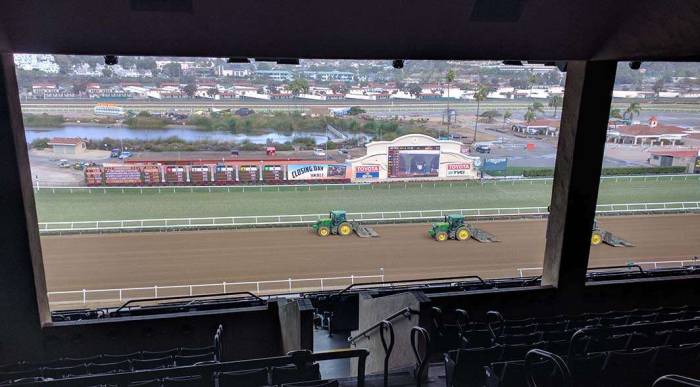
542,60,617,294
1,0,698,60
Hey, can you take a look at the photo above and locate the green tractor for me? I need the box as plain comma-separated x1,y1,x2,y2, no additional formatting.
428,214,499,242
312,210,353,237
311,210,379,238
591,219,634,247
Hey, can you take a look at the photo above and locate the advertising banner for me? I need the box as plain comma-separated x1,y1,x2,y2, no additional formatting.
483,157,508,172
355,165,380,179
446,163,471,177
695,156,700,174
288,164,348,180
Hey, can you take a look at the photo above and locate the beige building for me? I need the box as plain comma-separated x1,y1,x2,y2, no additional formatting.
48,137,86,155
347,134,480,182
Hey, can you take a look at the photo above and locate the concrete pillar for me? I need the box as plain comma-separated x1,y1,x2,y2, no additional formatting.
0,54,50,363
543,61,617,295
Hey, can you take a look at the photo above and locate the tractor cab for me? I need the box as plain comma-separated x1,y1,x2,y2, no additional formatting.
330,210,347,226
445,214,465,229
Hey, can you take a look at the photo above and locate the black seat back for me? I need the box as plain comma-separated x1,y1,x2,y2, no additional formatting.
216,368,269,387
271,363,321,385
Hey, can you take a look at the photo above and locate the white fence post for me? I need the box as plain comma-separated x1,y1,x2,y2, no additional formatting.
82,289,86,304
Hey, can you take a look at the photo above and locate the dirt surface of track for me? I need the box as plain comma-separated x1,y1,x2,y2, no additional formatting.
40,214,700,298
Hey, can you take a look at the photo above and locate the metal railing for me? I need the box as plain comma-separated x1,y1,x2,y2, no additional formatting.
517,258,700,277
37,201,700,233
32,173,700,193
47,272,385,306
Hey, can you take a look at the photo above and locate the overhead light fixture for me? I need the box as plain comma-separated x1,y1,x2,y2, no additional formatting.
276,58,300,65
104,55,119,66
227,57,250,63
392,60,404,69
629,61,642,70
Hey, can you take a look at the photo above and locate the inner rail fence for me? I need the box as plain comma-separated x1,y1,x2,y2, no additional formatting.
47,272,385,306
38,201,700,233
517,258,700,278
32,173,700,191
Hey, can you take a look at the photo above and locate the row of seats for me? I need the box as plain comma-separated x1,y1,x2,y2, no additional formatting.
437,306,700,386
1,326,223,385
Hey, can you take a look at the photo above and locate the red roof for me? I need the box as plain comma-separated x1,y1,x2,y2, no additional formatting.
527,119,560,128
48,137,84,145
616,120,687,136
649,149,699,158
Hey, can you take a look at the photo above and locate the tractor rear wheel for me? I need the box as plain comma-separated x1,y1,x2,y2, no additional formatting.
591,231,603,245
435,231,448,242
318,226,331,237
456,227,470,241
338,222,352,236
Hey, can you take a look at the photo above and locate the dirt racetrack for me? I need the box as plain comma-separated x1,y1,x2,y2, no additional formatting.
41,214,700,303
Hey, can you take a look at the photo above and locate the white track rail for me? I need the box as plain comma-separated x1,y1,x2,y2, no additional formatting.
48,272,385,306
38,201,700,233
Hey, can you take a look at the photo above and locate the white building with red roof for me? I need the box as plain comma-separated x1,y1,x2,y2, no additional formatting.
607,117,689,145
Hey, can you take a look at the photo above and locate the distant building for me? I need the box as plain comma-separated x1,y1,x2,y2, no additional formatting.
607,117,689,145
648,149,699,171
218,63,252,77
255,70,294,81
48,138,86,155
512,119,560,137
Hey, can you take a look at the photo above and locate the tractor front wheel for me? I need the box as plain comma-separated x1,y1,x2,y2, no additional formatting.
456,227,470,241
338,222,352,236
591,231,603,245
435,231,448,242
318,227,331,237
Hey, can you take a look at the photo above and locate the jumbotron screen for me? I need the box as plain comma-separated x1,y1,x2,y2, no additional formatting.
387,146,440,178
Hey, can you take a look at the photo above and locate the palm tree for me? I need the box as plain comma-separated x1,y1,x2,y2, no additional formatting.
473,85,489,142
445,69,456,135
531,101,545,114
548,95,563,118
524,108,536,124
609,108,623,119
503,110,512,130
623,102,641,121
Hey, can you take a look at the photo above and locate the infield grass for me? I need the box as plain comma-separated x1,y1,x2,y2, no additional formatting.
33,178,700,222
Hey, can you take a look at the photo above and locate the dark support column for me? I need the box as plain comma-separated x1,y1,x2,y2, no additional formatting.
543,61,617,294
0,54,49,362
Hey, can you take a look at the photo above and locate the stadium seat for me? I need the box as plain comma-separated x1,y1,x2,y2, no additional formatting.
600,348,656,386
174,353,215,366
270,363,321,385
445,345,503,387
282,380,339,387
215,368,269,387
42,363,89,379
653,343,700,378
179,346,216,356
570,352,606,387
498,332,543,345
142,348,180,359
0,368,41,383
653,375,700,387
128,380,162,387
507,342,549,361
667,329,700,346
131,356,174,371
162,375,204,386
585,334,630,353
88,360,131,374
463,329,494,348
102,352,142,363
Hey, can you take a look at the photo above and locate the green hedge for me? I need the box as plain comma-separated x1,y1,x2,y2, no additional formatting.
522,166,687,177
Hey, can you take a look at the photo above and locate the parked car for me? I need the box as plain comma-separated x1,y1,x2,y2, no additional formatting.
314,148,326,156
118,151,133,159
234,108,255,117
475,144,491,154
110,148,121,158
230,149,240,156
